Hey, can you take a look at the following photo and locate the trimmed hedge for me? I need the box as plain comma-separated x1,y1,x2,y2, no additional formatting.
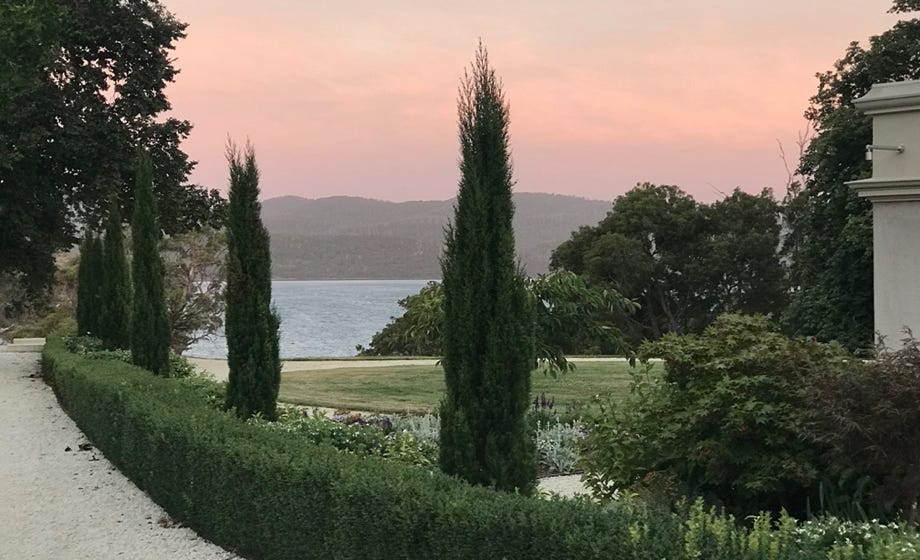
41,339,920,560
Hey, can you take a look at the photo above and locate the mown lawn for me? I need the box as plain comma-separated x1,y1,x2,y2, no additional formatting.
278,361,657,413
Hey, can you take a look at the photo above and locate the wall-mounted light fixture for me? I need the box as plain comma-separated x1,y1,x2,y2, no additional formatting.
865,144,905,161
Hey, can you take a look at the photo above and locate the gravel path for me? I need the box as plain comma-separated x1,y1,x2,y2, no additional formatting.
0,351,241,560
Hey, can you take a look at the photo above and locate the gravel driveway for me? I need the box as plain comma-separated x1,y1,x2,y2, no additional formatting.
0,351,241,560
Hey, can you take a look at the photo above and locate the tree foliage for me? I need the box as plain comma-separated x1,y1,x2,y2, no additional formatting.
439,45,537,493
360,272,635,369
224,143,280,420
358,281,444,356
782,5,920,349
890,0,920,13
99,202,132,349
130,152,171,375
0,0,226,300
161,229,227,354
0,0,66,299
552,184,787,344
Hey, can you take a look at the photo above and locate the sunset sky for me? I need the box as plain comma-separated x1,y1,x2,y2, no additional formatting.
161,1,902,203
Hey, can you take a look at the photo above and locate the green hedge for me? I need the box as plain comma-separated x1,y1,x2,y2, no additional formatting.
41,338,920,560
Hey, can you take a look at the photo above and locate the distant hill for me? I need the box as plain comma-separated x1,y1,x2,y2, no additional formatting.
262,192,611,280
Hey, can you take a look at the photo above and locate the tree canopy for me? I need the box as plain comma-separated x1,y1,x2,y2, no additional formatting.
782,3,920,349
551,184,787,344
359,272,635,370
0,0,225,299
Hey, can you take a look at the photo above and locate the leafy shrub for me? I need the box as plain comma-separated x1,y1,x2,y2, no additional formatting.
579,314,853,517
807,332,920,520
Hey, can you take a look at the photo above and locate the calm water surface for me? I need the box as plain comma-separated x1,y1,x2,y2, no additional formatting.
186,280,430,359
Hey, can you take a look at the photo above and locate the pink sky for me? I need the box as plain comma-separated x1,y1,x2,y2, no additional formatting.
161,1,902,203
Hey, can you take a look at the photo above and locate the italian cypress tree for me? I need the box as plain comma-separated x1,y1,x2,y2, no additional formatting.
87,233,105,337
99,199,132,349
224,143,281,420
130,153,171,375
76,231,103,337
438,44,537,493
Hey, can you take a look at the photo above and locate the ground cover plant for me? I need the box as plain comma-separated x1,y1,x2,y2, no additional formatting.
42,337,920,559
277,361,642,412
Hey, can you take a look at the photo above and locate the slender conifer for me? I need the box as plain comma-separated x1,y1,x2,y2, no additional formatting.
76,231,105,337
131,152,171,375
224,142,281,419
99,200,132,349
439,44,537,493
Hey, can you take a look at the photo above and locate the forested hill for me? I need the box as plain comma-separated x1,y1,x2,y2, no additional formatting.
262,193,610,279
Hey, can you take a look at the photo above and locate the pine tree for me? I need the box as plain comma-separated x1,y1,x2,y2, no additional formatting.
224,143,281,420
438,44,537,493
99,199,132,349
131,152,171,375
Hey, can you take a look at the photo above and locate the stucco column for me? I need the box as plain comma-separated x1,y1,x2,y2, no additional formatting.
848,80,920,345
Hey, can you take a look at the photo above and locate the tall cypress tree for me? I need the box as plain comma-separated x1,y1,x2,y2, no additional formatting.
76,231,103,337
99,199,132,349
439,44,537,493
131,153,171,375
87,233,105,337
224,143,281,420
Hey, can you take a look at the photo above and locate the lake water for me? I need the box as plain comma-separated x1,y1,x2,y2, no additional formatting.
185,280,431,359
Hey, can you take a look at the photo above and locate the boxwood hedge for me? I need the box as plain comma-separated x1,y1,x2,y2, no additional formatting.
41,338,920,560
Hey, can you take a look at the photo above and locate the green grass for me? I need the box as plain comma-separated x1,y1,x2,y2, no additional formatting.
279,361,654,413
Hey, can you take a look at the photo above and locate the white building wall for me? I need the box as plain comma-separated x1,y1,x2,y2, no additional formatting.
872,200,920,344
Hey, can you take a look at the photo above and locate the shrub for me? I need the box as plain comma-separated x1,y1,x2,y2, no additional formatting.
579,314,852,517
63,335,198,379
43,338,920,559
807,332,920,520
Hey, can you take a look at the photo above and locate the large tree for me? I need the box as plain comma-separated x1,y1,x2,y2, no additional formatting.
0,1,66,299
782,1,920,349
224,143,281,420
160,228,227,354
359,272,635,368
552,184,787,343
131,152,171,375
0,0,225,300
439,45,537,493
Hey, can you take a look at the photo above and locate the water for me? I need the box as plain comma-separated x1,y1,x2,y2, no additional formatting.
186,280,431,359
